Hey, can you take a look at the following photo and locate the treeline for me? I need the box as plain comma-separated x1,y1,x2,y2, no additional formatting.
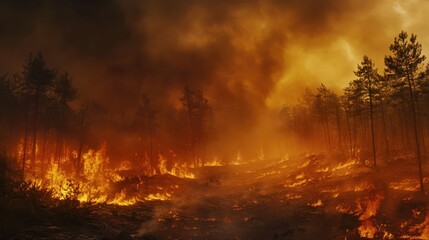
280,31,429,190
2,31,428,183
0,53,214,177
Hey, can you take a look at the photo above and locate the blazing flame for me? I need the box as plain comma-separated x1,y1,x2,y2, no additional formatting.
157,154,195,179
357,193,384,239
16,143,186,205
205,158,223,166
308,199,323,207
358,219,378,239
145,192,172,201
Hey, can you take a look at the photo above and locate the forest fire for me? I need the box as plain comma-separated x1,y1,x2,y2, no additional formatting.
6,140,429,239
3,1,429,239
14,142,193,206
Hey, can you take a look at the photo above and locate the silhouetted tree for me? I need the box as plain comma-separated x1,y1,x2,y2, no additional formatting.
343,79,366,158
385,31,426,192
374,74,391,159
311,84,336,152
280,103,313,153
135,94,157,172
354,55,378,168
20,53,55,174
179,86,212,166
51,73,77,169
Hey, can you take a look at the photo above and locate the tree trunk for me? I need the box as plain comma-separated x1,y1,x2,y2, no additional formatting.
360,116,367,160
324,113,332,153
321,118,329,152
368,78,377,168
406,72,424,193
148,115,155,172
380,99,390,159
55,133,62,166
22,93,29,177
41,128,48,176
399,110,406,151
335,108,344,155
345,111,353,158
352,114,358,157
31,85,40,170
414,96,427,157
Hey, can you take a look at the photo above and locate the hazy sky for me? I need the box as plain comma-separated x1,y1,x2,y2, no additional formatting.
1,0,429,115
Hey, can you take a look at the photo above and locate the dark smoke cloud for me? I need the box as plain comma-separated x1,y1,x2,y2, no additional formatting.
1,0,429,155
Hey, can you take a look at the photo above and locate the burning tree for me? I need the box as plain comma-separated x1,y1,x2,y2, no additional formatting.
18,53,55,175
50,73,77,170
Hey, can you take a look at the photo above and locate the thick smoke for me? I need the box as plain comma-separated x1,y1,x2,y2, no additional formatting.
1,0,429,158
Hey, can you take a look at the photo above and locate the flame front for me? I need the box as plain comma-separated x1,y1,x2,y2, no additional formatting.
18,144,191,205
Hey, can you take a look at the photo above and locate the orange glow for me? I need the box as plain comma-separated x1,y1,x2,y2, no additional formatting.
358,219,377,239
107,190,138,206
16,143,183,205
205,158,222,166
388,179,424,192
157,154,195,179
145,193,172,201
357,193,384,238
358,193,384,221
308,199,323,207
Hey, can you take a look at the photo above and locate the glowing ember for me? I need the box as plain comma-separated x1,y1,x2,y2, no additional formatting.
157,155,195,179
335,204,357,215
145,193,172,201
414,213,429,239
357,193,384,238
284,178,309,188
107,190,138,206
205,158,223,166
358,219,377,239
230,151,244,165
315,167,330,173
285,193,302,199
349,182,375,192
389,179,421,192
308,199,323,207
359,193,384,221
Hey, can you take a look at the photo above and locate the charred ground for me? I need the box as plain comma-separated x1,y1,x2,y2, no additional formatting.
2,153,429,240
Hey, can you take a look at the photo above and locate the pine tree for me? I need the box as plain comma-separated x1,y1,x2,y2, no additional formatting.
385,31,426,192
354,55,378,168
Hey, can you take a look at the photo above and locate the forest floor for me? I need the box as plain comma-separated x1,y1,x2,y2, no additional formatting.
8,153,429,240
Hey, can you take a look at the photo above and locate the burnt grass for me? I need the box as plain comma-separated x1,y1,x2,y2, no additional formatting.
3,153,429,240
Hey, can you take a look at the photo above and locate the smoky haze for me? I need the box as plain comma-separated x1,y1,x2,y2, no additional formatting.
1,0,429,159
